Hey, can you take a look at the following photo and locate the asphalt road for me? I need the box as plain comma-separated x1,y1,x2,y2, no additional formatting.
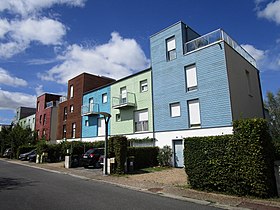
0,160,221,210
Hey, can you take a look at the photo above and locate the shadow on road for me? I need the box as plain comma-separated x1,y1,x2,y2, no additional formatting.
0,177,35,191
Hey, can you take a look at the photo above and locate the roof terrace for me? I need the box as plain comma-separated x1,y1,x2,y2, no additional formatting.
184,29,257,68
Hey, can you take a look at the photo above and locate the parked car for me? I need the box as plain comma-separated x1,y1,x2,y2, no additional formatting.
82,148,104,168
19,149,36,161
27,152,37,162
3,148,12,158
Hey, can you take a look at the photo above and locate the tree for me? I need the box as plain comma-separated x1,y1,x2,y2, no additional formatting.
265,90,280,141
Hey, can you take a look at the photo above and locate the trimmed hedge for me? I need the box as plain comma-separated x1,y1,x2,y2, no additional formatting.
184,118,277,198
108,136,128,174
127,147,159,169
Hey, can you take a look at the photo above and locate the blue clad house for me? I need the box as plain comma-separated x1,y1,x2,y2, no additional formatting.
150,21,264,167
81,85,112,141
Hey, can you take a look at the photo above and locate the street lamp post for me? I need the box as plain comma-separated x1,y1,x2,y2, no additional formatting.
99,112,111,175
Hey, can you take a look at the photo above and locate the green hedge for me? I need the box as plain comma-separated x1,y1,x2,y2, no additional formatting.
108,136,127,174
127,147,159,169
184,118,277,198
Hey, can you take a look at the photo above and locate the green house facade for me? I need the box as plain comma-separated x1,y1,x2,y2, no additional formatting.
110,68,153,140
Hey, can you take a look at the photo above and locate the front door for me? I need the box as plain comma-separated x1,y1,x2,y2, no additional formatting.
173,140,184,167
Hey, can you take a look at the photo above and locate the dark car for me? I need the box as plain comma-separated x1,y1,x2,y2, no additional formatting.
19,149,37,161
3,148,12,158
27,152,37,162
82,148,104,168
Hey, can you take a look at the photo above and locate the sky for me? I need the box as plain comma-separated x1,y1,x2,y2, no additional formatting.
0,0,279,124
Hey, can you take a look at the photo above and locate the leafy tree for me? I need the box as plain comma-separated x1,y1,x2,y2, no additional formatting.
265,90,280,141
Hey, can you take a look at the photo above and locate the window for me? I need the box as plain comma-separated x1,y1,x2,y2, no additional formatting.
188,99,201,128
70,105,74,113
63,107,67,120
71,123,76,138
37,102,40,111
62,125,66,139
70,85,74,98
140,80,148,92
185,64,198,91
116,114,121,122
245,70,252,96
85,120,89,127
170,103,181,117
42,129,46,136
43,114,46,125
134,109,148,132
166,36,176,61
39,115,42,124
120,87,127,104
89,97,94,112
102,93,108,103
98,118,105,136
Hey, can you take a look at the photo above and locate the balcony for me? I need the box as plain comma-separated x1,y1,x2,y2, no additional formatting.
135,121,148,132
112,92,136,109
81,103,100,116
184,29,257,68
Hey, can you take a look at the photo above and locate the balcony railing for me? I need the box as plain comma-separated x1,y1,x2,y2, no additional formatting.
135,121,148,132
81,103,100,116
112,92,136,109
59,96,67,103
184,29,257,67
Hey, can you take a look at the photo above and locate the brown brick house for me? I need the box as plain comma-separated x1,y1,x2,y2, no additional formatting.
56,73,115,141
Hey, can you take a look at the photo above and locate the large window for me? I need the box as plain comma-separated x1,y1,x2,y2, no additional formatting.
188,99,201,128
166,36,176,61
185,64,198,91
89,98,94,112
134,109,148,132
140,80,148,92
70,85,74,98
71,123,76,138
170,102,181,117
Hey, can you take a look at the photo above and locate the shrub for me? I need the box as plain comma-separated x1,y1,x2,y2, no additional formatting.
184,118,277,198
127,147,159,169
108,136,127,174
157,145,172,167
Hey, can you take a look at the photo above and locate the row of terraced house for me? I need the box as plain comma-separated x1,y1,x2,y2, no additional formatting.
15,22,265,167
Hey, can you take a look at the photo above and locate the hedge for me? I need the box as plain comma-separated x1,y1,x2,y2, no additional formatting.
127,147,159,169
184,118,277,198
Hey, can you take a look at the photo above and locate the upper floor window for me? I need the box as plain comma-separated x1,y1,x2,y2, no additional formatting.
102,93,108,103
62,125,66,139
140,80,148,92
39,115,42,124
70,105,74,113
185,64,198,91
37,102,40,111
170,102,181,117
188,99,201,128
120,87,127,104
43,114,46,125
70,85,74,98
166,36,176,61
85,120,89,127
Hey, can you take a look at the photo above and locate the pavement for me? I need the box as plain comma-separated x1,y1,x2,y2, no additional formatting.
2,158,280,210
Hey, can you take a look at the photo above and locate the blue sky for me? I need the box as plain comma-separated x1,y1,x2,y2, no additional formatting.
0,0,279,124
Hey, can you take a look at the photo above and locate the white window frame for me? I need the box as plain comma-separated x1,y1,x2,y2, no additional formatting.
97,118,105,136
134,109,149,132
72,123,76,138
185,64,198,91
188,99,201,128
170,102,181,117
140,80,148,92
166,36,176,61
102,93,108,103
70,85,74,98
70,105,74,113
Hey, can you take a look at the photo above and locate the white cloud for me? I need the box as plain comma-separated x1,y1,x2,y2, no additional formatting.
0,17,66,58
257,0,280,24
39,32,150,84
0,68,28,86
241,44,266,62
0,89,36,109
35,85,44,96
0,0,86,17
